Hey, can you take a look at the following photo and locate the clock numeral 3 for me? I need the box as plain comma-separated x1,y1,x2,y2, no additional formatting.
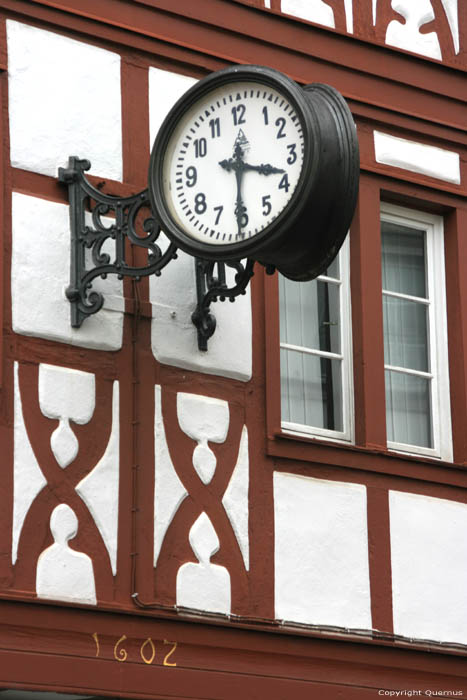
194,138,207,158
194,193,207,214
232,104,246,126
185,166,197,187
287,143,297,164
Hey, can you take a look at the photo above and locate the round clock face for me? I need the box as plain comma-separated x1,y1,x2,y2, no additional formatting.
158,78,305,249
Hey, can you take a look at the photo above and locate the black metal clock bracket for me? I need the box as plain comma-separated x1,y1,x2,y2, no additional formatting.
58,156,256,350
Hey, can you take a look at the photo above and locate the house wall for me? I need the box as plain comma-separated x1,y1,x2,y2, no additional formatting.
0,1,466,697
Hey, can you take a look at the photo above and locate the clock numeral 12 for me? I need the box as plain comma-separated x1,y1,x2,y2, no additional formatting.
231,104,246,126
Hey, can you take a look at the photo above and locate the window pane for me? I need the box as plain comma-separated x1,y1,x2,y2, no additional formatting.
324,255,339,280
381,222,427,298
383,295,429,372
279,276,340,354
385,370,432,448
281,348,343,431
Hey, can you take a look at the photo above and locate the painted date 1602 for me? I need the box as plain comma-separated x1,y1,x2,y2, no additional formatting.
92,633,178,666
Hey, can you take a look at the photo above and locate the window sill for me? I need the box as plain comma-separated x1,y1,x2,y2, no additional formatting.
268,430,467,488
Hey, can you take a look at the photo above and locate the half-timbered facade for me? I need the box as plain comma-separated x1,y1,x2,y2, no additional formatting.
0,1,466,697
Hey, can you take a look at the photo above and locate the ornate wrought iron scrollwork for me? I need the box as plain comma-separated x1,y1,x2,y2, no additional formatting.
58,156,178,328
192,258,256,351
59,156,266,350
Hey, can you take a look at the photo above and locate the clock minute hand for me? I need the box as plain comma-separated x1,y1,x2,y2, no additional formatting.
219,144,249,237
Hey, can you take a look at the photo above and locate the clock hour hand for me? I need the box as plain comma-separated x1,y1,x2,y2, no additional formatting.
242,163,285,176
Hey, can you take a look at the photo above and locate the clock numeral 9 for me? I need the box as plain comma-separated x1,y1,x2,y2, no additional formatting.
185,166,197,188
194,138,207,158
231,104,246,126
262,195,272,216
194,193,207,215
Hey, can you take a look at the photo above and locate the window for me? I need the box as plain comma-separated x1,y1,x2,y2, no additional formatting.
381,203,452,461
279,236,353,443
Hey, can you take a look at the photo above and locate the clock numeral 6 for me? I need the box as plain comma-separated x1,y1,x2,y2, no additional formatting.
194,193,207,215
185,166,197,187
262,195,272,216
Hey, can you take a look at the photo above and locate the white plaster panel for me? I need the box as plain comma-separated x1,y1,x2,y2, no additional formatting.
39,364,95,469
177,512,231,614
36,504,97,605
386,1,442,60
280,0,335,28
177,393,229,444
154,385,188,566
76,381,120,576
390,490,467,645
441,0,459,53
7,20,122,180
150,244,252,381
12,193,123,350
177,392,230,485
39,364,95,423
274,473,372,629
12,362,47,565
149,67,197,148
374,131,461,184
222,425,249,570
344,0,353,33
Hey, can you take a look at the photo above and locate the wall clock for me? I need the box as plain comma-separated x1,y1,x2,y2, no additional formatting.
148,65,359,281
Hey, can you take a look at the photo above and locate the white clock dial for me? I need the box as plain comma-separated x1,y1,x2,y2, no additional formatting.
162,80,305,245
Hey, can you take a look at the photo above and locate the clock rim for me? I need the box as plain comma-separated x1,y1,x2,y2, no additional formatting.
148,64,319,262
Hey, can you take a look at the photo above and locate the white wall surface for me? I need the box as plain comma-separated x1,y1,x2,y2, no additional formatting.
390,490,467,644
148,68,253,381
149,67,197,149
11,193,123,350
374,131,461,184
274,472,372,629
7,20,122,180
150,246,252,381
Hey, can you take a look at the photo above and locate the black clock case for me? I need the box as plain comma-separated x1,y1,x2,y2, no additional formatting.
148,65,359,282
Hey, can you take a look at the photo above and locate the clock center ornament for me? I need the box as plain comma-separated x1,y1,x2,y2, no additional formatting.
60,65,359,349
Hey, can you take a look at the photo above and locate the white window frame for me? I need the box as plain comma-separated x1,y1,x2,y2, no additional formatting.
280,235,354,444
381,202,452,462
